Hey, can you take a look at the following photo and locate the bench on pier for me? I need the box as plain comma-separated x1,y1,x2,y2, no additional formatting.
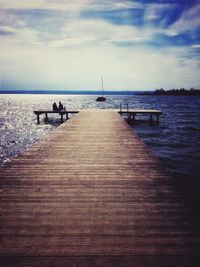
119,109,162,123
33,110,79,123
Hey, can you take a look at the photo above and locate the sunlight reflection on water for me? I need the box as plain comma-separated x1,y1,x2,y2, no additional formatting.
0,94,200,180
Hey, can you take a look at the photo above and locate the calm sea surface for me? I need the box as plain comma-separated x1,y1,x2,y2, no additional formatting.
0,94,200,180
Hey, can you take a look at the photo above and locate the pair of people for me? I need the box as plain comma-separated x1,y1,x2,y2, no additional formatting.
53,101,64,111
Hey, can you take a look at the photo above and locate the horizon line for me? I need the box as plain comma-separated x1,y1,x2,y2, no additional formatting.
0,89,151,95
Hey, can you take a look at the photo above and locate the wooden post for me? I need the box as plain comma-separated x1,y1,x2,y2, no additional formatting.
157,115,160,124
45,112,48,120
149,114,153,123
126,103,129,119
60,113,63,123
37,114,40,124
66,113,69,120
126,103,129,112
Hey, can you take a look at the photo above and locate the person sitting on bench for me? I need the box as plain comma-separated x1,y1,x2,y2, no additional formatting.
59,101,64,110
53,102,58,111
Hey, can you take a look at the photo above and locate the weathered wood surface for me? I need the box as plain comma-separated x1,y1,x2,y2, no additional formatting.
0,110,200,266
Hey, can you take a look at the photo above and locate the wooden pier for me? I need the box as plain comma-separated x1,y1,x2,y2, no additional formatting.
0,110,200,266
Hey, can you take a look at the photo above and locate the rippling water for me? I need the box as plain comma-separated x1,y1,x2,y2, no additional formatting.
0,94,200,180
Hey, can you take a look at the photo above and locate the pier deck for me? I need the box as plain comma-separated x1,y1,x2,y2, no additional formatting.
0,110,200,266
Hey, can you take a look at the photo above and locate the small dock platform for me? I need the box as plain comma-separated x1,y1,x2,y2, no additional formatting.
33,110,79,123
119,108,162,123
0,110,200,266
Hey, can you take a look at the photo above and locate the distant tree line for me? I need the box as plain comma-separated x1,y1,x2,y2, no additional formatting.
140,88,200,96
154,88,200,96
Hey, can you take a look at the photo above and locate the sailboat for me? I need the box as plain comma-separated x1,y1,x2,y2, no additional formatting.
96,76,106,102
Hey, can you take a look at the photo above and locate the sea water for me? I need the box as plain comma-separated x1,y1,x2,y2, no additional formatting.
0,94,200,180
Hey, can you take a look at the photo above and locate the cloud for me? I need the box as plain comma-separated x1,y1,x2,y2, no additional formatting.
170,2,200,33
145,3,175,20
0,25,16,35
0,9,25,29
192,44,200,49
0,0,143,11
144,1,193,32
48,19,152,48
0,9,152,48
1,34,200,90
0,0,44,9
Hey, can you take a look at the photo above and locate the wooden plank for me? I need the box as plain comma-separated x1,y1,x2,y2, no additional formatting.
119,109,162,114
0,110,200,265
0,256,199,267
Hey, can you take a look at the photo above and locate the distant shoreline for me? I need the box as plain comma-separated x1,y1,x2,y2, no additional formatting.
1,89,200,96
0,90,141,95
139,89,200,96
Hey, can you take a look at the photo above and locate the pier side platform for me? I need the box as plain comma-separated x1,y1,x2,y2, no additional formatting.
0,110,200,266
33,110,79,123
119,109,162,123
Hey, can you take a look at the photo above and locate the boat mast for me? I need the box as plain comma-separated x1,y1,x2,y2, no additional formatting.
101,76,104,96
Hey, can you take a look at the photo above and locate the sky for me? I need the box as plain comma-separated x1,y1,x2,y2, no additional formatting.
0,0,200,91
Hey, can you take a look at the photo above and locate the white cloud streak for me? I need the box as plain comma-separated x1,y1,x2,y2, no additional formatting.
170,2,200,34
145,3,174,21
48,19,152,47
0,0,143,11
